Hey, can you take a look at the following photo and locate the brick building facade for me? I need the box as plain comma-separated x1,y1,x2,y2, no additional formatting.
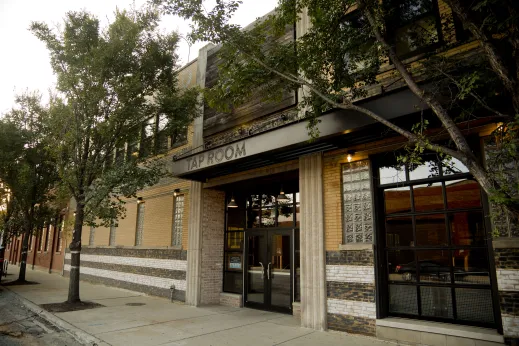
4,2,519,346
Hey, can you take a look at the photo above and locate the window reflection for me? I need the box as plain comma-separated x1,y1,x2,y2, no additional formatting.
450,212,485,246
384,186,411,214
295,192,300,228
442,157,469,176
386,217,413,247
388,250,415,282
379,165,406,185
417,250,452,283
247,195,261,228
261,194,276,227
453,249,490,285
408,160,440,181
446,179,481,209
277,193,294,227
415,214,447,246
413,182,444,212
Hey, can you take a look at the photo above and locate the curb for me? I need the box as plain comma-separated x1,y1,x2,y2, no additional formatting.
2,287,108,346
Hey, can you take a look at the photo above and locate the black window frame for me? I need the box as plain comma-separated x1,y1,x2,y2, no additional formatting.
373,152,502,331
385,0,444,60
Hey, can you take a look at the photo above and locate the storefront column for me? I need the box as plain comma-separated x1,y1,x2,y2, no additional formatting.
185,43,214,306
186,181,203,306
299,153,327,330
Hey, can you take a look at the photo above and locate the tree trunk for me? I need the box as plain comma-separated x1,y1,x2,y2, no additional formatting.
17,230,30,282
67,200,84,303
18,211,33,282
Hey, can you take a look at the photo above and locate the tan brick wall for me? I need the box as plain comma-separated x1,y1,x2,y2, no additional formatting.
142,195,174,247
81,225,90,245
200,188,226,305
116,202,137,246
94,226,110,246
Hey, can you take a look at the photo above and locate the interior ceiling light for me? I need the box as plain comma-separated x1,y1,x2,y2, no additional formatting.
227,195,238,208
277,186,289,201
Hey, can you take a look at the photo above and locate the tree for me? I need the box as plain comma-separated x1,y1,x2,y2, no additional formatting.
0,92,61,282
30,8,199,303
155,0,519,218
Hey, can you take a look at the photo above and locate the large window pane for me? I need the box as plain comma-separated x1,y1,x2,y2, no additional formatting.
224,271,243,294
384,186,411,214
379,165,406,185
277,194,294,227
446,179,481,209
395,16,438,57
442,157,469,176
295,192,300,228
449,212,486,246
389,284,418,315
415,214,447,246
227,196,246,231
417,250,451,283
386,216,413,247
413,183,444,212
408,159,440,181
455,288,494,324
261,194,276,227
388,250,415,282
247,195,261,228
421,286,453,318
226,232,244,251
453,249,490,285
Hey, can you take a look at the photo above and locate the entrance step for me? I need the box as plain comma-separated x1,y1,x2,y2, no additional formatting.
220,292,242,308
376,318,504,345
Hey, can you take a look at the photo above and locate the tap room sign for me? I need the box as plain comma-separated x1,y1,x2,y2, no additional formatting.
181,142,247,173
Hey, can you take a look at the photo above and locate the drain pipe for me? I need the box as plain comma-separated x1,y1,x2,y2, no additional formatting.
170,285,176,302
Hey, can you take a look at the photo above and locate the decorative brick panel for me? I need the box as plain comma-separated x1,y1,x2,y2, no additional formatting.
327,282,375,303
327,313,376,336
326,250,374,266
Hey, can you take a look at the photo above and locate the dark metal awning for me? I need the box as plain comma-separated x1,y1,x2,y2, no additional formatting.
171,87,428,181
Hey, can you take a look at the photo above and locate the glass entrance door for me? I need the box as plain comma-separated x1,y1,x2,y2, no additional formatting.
245,229,293,313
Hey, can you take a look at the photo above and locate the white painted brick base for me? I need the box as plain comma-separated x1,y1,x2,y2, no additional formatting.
326,265,375,284
327,298,376,319
497,269,519,291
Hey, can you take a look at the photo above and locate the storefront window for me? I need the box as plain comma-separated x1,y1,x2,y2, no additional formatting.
378,153,496,327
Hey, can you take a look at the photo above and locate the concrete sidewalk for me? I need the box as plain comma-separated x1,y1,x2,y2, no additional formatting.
3,268,393,346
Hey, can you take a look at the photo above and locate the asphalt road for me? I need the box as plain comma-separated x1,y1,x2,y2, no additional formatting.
0,286,81,346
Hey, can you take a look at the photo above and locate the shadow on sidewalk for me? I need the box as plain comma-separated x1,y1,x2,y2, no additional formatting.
40,301,105,313
1,280,40,286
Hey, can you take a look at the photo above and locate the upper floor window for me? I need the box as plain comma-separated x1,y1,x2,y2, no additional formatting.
386,0,441,59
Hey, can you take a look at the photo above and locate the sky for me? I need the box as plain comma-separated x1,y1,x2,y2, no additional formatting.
0,0,278,115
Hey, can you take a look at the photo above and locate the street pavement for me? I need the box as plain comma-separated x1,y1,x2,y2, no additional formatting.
2,267,395,346
0,285,81,346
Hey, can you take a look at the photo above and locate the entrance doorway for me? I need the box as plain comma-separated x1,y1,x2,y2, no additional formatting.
245,229,294,313
222,171,300,314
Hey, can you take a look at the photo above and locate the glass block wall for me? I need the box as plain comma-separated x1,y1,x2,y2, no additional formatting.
342,160,373,243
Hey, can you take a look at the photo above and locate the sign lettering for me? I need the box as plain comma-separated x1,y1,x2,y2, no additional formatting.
185,142,246,171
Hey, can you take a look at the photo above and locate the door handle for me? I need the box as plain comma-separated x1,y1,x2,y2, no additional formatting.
259,262,264,279
267,262,271,280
